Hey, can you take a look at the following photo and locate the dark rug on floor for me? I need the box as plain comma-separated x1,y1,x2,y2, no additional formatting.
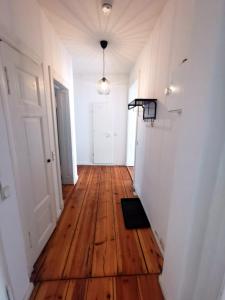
121,198,151,229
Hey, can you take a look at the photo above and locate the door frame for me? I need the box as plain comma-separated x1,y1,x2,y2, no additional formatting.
126,72,141,187
54,80,74,184
126,79,138,167
48,66,64,217
0,41,57,274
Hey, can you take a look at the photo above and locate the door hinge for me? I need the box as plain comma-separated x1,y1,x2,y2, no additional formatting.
28,231,33,248
4,67,10,95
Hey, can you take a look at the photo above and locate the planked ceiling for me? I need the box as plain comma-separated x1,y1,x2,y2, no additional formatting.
38,0,166,74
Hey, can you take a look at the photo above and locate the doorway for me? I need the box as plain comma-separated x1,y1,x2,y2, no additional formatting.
93,102,113,165
126,80,138,179
54,80,74,203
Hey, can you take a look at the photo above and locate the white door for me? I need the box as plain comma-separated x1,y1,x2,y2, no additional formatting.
0,42,56,272
93,102,113,164
55,88,73,184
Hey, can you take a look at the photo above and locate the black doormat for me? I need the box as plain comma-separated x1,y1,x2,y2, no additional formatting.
121,198,151,229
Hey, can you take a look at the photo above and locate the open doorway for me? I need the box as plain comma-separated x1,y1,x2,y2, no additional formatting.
126,80,138,181
54,80,74,204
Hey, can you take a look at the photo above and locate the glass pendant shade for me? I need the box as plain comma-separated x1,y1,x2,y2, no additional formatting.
97,40,110,95
97,77,110,95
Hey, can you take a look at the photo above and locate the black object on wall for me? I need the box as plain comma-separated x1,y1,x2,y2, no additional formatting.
128,99,157,121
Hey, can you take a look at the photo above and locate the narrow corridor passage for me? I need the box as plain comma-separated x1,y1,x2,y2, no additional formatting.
31,166,163,299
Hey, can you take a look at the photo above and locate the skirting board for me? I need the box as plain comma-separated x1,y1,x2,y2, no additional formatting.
23,282,34,300
159,274,167,300
77,162,127,166
133,183,164,255
74,173,79,185
77,161,94,165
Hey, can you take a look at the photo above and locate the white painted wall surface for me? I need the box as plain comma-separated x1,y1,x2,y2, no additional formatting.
75,74,128,165
0,0,77,298
126,80,138,166
161,0,225,299
41,13,78,185
130,0,180,248
221,281,225,300
129,0,225,298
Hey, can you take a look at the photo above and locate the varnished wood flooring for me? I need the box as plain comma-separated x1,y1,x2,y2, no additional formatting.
62,184,74,204
31,166,163,299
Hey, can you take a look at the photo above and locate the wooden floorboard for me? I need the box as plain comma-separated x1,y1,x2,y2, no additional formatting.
31,166,164,299
111,167,147,275
33,166,93,281
119,167,163,274
63,167,101,278
62,184,74,203
66,279,87,299
86,277,114,300
91,167,117,277
33,280,69,300
31,275,163,300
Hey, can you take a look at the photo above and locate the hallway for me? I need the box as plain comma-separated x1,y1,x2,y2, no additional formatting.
31,166,163,299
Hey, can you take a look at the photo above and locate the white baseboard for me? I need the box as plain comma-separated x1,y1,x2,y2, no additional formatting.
23,282,34,300
132,186,165,255
151,227,165,255
159,274,167,300
77,162,127,166
56,207,63,220
74,173,79,184
77,161,93,165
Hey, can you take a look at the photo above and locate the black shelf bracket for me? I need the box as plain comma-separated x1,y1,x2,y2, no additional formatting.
128,99,157,121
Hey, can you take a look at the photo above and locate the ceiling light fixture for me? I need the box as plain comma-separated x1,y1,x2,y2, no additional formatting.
102,2,112,16
97,40,110,95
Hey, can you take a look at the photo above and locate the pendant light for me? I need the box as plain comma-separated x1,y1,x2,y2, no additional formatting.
97,40,110,95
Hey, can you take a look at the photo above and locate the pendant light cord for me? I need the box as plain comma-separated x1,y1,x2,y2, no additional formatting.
103,48,105,77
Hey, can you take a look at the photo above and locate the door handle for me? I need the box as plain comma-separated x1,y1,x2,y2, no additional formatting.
46,159,51,163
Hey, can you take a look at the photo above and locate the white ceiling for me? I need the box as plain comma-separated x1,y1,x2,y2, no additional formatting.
39,0,166,74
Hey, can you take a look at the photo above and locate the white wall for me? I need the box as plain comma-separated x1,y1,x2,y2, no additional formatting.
130,0,184,248
130,0,225,299
41,13,78,184
161,0,225,299
0,0,77,299
126,80,138,166
75,74,128,165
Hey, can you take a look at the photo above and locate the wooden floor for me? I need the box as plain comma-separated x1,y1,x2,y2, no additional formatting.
31,166,163,299
62,184,74,204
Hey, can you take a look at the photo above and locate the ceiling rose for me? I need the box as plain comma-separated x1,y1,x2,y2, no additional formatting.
102,2,112,16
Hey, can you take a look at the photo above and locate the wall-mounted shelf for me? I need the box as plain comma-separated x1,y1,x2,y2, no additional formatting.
128,99,157,121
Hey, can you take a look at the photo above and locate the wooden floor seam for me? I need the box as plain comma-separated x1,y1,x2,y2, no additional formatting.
61,167,96,278
31,166,164,299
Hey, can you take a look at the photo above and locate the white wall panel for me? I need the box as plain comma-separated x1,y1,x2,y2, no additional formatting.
75,74,128,165
0,1,77,299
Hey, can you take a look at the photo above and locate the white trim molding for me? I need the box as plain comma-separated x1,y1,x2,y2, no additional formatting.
23,283,34,300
